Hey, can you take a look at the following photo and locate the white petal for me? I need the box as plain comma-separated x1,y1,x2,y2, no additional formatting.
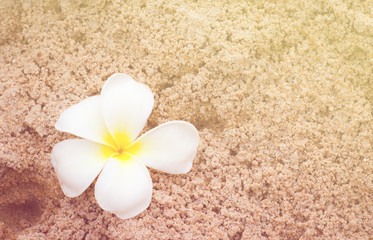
94,156,152,219
133,121,199,174
55,96,116,147
51,139,111,197
101,73,154,147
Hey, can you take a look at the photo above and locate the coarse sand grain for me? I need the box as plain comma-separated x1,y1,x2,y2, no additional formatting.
0,0,372,239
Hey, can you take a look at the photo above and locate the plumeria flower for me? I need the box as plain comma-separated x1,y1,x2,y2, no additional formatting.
51,73,199,219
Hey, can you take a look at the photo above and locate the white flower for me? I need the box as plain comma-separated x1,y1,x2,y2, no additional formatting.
51,73,199,219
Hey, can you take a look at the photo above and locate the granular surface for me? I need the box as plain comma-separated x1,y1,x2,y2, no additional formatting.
0,0,372,239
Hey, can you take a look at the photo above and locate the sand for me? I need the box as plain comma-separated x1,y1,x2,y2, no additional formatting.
0,0,372,239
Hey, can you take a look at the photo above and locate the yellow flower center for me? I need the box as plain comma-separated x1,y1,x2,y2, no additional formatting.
102,131,141,162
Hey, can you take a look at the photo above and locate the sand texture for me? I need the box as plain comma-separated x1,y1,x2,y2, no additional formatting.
1,0,373,239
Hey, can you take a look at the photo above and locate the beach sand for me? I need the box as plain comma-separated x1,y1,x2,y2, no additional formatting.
0,0,372,239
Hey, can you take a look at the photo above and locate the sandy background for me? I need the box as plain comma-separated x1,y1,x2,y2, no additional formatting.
0,0,372,239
